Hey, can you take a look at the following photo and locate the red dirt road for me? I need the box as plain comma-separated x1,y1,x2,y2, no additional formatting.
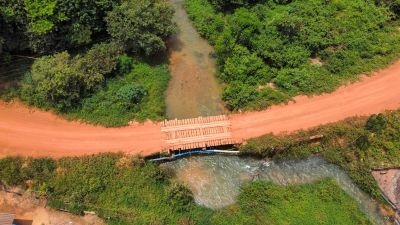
0,102,165,157
230,61,400,141
1,61,400,157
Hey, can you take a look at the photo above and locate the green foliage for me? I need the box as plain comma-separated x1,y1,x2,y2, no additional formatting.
117,54,134,74
5,153,372,225
365,113,388,133
106,0,176,55
240,110,400,198
19,52,103,111
18,43,121,112
23,0,65,34
116,84,147,105
0,0,114,53
0,157,24,186
186,0,400,110
222,81,258,110
227,179,372,225
67,62,170,126
23,158,56,184
166,181,194,212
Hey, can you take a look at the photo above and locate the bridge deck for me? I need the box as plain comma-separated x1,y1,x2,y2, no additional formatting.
161,115,237,150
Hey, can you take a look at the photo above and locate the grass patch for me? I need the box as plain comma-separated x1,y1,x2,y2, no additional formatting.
66,61,169,127
0,154,373,225
211,179,372,225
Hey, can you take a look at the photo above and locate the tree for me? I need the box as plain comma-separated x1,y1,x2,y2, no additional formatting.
21,52,103,111
228,8,260,46
78,42,121,77
24,0,61,34
221,45,272,84
106,0,176,55
222,81,259,110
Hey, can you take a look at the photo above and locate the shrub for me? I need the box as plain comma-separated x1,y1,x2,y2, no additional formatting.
366,113,388,133
116,84,147,106
23,157,56,184
0,157,24,186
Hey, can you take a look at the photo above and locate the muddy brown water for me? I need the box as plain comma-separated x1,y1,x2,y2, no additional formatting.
165,0,226,119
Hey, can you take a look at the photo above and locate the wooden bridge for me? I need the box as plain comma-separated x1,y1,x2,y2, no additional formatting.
161,115,238,151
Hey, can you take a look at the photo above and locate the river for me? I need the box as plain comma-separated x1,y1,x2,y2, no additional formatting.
165,0,226,119
163,1,386,224
163,155,386,225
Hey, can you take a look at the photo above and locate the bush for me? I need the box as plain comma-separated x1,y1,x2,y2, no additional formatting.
166,182,194,212
0,157,24,186
222,81,259,110
23,157,56,184
366,113,388,133
116,84,147,106
118,54,135,74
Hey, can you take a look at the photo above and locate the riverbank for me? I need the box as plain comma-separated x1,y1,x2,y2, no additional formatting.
0,153,378,225
239,109,400,203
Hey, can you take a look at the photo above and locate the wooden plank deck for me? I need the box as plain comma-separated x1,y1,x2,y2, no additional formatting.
161,115,237,150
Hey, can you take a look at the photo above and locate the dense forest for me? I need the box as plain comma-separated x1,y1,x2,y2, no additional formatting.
0,0,176,126
0,153,372,224
186,0,400,110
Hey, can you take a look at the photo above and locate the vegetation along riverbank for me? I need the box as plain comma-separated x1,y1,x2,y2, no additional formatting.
240,110,400,202
0,154,375,225
185,0,400,111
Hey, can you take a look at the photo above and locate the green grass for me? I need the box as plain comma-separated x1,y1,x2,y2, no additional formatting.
240,110,400,199
66,62,169,127
0,154,374,225
211,179,372,225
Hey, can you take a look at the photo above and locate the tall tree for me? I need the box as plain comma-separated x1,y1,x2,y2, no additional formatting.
106,0,176,55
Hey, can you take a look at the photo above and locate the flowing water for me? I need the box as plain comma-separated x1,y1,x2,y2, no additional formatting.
163,155,386,225
165,0,226,119
164,2,387,224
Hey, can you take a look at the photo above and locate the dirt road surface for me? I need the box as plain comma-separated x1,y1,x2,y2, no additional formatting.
0,102,165,157
1,61,400,157
230,61,400,140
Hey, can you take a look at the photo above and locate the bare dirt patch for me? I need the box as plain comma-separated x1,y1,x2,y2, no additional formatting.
0,189,104,225
372,169,400,208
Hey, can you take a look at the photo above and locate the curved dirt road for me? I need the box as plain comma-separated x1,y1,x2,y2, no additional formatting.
0,102,165,157
1,61,400,157
230,61,400,141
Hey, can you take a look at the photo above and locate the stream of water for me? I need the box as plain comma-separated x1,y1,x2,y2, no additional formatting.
165,0,226,119
163,155,386,225
163,1,387,224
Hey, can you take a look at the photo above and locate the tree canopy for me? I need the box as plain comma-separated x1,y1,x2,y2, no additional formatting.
105,0,176,55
